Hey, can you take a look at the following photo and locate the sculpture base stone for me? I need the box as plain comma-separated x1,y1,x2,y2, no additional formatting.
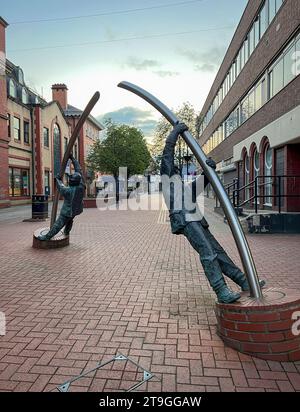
216,287,300,361
32,227,69,249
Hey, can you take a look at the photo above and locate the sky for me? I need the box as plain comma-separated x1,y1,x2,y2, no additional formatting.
2,0,248,141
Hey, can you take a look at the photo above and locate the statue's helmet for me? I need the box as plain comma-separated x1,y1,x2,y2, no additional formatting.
69,172,81,186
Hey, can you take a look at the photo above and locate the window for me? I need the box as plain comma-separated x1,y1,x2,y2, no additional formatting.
275,0,283,14
7,114,11,138
22,88,28,104
254,18,260,48
43,127,49,147
53,123,61,177
9,167,30,197
241,95,249,123
249,26,255,56
18,68,24,84
269,0,276,23
255,80,263,111
237,50,241,75
74,144,78,160
44,170,50,196
260,1,268,37
24,121,29,144
244,154,250,200
283,43,296,86
269,57,284,98
264,145,273,205
9,79,17,98
248,88,255,117
13,117,20,140
240,44,245,70
253,149,260,179
64,137,68,153
244,37,249,64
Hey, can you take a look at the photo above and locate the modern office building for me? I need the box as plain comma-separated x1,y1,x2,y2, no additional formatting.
197,0,300,213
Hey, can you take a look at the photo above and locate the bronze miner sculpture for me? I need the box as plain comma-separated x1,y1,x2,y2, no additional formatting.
161,122,265,303
37,154,85,241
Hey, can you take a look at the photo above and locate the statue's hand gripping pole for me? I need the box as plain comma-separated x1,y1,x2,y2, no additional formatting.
118,81,263,299
50,92,100,228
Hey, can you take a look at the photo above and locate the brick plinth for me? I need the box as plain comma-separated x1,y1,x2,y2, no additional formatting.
216,287,300,361
32,227,69,249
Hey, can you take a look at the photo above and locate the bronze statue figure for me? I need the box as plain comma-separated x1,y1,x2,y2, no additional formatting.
37,154,85,241
160,122,265,304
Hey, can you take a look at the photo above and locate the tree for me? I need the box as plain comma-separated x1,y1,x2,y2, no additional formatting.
87,120,151,199
151,102,198,173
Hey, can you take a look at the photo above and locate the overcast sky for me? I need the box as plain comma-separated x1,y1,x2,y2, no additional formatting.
2,0,248,140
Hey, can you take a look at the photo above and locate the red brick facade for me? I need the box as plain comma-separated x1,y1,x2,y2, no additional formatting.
0,17,9,207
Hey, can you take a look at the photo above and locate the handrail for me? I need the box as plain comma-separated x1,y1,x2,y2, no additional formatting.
228,175,300,214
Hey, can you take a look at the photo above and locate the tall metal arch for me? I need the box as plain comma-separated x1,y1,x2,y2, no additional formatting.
118,81,262,299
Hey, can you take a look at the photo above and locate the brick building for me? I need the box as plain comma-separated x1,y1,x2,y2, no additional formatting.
197,0,300,213
0,17,103,207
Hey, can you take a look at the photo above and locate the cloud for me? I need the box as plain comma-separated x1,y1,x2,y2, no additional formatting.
123,56,180,77
177,46,226,72
97,106,158,140
125,57,160,71
153,70,179,78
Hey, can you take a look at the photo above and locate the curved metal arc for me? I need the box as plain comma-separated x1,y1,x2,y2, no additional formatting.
50,91,100,227
118,81,262,299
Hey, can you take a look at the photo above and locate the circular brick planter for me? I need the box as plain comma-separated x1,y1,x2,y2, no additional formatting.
32,227,69,249
216,287,300,361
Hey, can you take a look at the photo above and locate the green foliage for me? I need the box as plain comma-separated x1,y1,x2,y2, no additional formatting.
151,102,198,168
87,120,151,177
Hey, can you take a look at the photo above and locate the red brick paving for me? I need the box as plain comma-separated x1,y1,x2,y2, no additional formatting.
0,196,299,392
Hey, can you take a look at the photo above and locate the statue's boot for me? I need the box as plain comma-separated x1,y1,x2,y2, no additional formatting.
201,257,241,304
215,253,266,292
37,216,66,241
221,267,265,292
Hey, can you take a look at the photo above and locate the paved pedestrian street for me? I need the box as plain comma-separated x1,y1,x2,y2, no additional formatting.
0,197,299,392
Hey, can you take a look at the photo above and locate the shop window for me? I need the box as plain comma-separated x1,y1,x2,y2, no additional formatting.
9,167,30,197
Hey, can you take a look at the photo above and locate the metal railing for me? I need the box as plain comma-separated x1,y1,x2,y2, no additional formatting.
216,175,300,214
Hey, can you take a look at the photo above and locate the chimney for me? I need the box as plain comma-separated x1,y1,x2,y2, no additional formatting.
51,83,68,110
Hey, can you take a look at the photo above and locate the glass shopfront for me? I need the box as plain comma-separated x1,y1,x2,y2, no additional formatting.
9,168,30,197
